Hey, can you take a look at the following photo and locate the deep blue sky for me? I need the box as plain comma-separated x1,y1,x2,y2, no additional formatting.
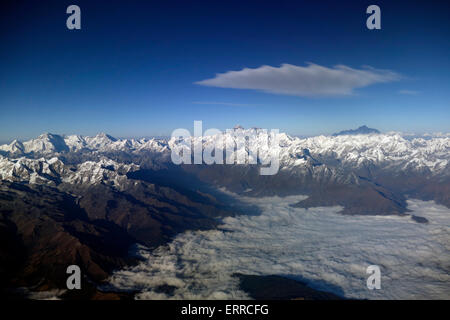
1,0,449,142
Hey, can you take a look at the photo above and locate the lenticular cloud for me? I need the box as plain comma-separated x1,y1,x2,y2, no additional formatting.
106,195,450,299
195,63,401,97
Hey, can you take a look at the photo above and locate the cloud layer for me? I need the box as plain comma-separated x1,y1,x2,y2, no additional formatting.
195,63,401,97
106,196,450,300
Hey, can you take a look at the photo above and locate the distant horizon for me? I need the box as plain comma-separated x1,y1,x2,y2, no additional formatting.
1,124,449,146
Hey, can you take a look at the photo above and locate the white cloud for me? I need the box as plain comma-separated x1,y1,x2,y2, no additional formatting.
195,63,401,97
105,195,450,300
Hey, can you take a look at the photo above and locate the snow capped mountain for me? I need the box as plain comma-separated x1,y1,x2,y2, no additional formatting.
0,155,138,189
136,138,169,153
0,139,25,153
332,125,380,136
2,127,447,217
0,133,69,154
0,155,66,185
62,158,139,189
0,128,449,178
26,133,70,153
64,134,88,151
83,132,117,149
1,128,449,298
0,133,169,155
298,133,449,174
168,127,450,176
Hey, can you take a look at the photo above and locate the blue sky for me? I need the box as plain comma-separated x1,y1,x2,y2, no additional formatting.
0,0,449,142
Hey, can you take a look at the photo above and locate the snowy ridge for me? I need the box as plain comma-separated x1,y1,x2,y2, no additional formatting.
0,156,65,185
171,128,449,175
298,133,449,174
1,129,449,175
0,133,167,154
0,155,139,189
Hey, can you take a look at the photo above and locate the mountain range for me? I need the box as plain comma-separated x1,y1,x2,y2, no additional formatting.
0,126,449,298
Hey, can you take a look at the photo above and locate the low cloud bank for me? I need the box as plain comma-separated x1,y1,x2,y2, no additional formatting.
107,196,450,299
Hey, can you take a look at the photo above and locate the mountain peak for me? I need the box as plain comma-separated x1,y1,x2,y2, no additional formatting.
96,133,117,141
38,132,58,139
11,139,22,145
332,125,380,136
